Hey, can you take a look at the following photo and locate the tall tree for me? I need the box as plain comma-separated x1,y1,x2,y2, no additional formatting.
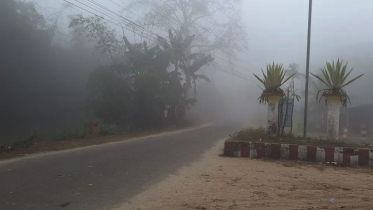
70,15,214,125
0,0,96,140
124,0,248,55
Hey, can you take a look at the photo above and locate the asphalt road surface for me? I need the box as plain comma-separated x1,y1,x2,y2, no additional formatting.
0,122,240,210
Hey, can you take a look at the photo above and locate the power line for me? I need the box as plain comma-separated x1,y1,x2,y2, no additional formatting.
76,0,259,76
76,0,151,36
64,0,255,82
77,0,200,59
106,0,261,73
64,0,147,39
107,0,156,43
83,0,157,42
211,62,255,82
210,62,253,82
155,0,263,70
108,0,149,23
116,4,257,82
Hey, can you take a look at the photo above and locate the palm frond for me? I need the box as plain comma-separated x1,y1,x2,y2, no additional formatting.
340,73,364,88
311,59,364,106
194,74,211,83
310,72,330,88
253,62,294,104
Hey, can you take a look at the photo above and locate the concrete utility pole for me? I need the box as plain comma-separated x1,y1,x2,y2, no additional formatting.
304,0,313,139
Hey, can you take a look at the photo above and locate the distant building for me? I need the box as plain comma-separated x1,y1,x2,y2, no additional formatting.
340,104,373,136
307,105,327,133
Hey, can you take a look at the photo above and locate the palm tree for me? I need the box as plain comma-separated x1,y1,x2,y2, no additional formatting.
253,63,296,104
311,59,364,140
253,63,296,136
287,63,301,80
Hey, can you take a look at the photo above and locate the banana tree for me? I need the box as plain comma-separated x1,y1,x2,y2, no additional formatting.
157,29,213,121
311,59,364,140
253,63,296,136
157,29,213,91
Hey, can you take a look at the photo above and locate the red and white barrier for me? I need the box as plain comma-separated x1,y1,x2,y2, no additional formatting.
224,141,373,166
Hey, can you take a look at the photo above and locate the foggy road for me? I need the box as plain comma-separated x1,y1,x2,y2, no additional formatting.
0,123,239,210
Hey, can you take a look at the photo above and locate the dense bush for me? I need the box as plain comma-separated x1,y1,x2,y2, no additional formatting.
0,0,95,141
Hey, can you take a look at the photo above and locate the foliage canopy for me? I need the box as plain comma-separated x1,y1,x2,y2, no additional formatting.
70,15,214,127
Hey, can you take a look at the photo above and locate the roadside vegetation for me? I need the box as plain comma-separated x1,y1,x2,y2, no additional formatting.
231,127,372,148
1,0,248,153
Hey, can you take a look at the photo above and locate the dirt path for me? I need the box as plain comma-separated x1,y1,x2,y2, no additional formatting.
118,139,373,210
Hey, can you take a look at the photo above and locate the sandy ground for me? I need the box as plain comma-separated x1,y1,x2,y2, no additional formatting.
117,139,373,210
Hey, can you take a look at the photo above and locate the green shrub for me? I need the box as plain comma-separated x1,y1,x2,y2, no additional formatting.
52,127,84,141
231,127,370,148
0,134,37,153
99,123,130,136
233,127,267,140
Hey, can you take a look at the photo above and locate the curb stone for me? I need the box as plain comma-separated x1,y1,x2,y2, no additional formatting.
224,140,373,166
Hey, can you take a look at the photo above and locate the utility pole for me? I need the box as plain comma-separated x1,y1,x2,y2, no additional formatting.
304,0,313,139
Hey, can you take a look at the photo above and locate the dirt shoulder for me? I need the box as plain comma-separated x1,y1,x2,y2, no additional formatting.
118,139,373,210
0,123,209,161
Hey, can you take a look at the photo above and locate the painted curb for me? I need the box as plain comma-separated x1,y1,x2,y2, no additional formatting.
224,140,373,166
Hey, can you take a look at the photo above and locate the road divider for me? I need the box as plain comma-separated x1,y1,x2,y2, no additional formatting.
224,140,373,166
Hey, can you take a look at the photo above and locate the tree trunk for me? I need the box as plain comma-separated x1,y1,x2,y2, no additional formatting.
327,102,341,140
267,102,279,137
267,95,282,137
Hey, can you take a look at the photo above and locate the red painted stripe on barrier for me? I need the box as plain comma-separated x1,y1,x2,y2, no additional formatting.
271,143,281,159
224,142,233,156
256,143,265,158
325,148,335,162
307,146,317,162
343,148,351,165
240,143,250,157
289,145,298,160
358,149,369,166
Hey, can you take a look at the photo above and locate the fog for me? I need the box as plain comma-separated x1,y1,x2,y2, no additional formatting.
2,0,373,143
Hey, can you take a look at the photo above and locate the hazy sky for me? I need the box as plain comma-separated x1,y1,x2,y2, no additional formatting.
35,0,373,106
242,0,373,73
37,0,373,70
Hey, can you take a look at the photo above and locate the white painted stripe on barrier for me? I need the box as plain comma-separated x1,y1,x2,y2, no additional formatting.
265,143,271,158
334,147,343,163
362,130,367,135
298,145,307,161
370,150,373,167
250,143,256,158
233,150,241,157
350,152,358,165
281,144,289,160
316,147,325,163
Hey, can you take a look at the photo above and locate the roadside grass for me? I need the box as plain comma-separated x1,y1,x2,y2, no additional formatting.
231,127,373,149
0,120,193,157
0,134,38,153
